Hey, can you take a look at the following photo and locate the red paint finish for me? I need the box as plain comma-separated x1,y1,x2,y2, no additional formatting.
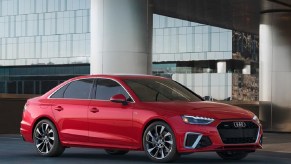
88,100,135,148
50,99,90,144
20,74,263,154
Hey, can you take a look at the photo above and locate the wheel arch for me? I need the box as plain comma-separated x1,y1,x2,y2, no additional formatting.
141,118,176,150
31,116,60,141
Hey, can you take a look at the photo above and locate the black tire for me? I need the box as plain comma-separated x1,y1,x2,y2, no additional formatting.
143,121,180,163
33,119,65,157
105,149,129,155
216,151,248,160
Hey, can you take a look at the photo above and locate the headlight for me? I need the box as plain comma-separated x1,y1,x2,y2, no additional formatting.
253,115,260,124
182,115,214,125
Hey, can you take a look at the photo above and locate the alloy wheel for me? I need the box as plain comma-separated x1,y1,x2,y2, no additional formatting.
34,122,55,154
145,124,173,160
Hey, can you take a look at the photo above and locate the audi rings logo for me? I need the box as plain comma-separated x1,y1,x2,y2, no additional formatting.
233,122,246,128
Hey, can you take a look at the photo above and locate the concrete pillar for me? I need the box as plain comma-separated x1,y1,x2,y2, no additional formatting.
259,11,291,132
90,0,152,74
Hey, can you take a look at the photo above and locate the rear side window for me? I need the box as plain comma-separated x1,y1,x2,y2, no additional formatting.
50,83,69,98
95,79,132,101
62,79,94,99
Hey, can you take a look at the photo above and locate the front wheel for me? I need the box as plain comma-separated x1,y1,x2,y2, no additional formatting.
216,151,248,160
143,121,179,163
33,119,65,157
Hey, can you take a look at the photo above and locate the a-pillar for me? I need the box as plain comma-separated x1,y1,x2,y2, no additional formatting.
90,0,152,74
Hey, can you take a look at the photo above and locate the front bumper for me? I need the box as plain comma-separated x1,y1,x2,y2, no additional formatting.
170,117,263,153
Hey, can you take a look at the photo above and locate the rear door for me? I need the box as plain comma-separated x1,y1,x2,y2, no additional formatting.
50,79,94,144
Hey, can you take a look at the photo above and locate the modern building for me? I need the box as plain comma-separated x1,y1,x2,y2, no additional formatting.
0,1,259,101
152,14,259,101
0,0,91,94
1,0,291,132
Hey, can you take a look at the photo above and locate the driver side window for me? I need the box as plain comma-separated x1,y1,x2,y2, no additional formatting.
95,79,132,102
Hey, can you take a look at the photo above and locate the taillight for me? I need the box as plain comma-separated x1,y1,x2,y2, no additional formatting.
23,103,28,112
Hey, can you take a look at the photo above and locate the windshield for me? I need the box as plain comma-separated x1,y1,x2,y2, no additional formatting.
123,78,202,102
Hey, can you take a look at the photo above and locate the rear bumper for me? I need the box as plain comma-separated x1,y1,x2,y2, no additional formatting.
20,120,33,143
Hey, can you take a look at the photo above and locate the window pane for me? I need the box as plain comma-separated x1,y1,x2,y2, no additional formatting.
7,81,17,94
64,79,93,99
41,81,58,94
50,83,69,98
24,81,35,94
0,81,6,93
96,79,130,101
124,79,201,102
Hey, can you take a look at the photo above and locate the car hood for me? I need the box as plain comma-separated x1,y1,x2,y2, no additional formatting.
142,101,254,120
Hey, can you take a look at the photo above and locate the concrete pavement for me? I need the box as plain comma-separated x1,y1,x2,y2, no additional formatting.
261,132,291,154
0,133,291,164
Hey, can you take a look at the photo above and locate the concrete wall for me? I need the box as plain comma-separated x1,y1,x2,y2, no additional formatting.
90,0,152,74
260,11,291,132
0,98,26,134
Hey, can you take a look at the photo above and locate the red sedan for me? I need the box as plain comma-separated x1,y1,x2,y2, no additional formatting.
20,75,263,162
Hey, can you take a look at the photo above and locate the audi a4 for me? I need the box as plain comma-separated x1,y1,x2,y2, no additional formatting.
20,75,263,162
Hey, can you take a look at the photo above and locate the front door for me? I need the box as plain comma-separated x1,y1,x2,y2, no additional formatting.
88,78,137,148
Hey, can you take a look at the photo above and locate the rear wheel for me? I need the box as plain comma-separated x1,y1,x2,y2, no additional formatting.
33,119,65,157
143,121,179,163
216,151,248,160
105,149,129,155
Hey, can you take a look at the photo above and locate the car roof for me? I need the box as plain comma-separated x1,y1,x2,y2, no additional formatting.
70,74,169,81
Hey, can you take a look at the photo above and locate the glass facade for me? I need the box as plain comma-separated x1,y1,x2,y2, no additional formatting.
0,64,89,94
152,14,232,63
152,14,259,101
0,0,90,95
0,0,90,66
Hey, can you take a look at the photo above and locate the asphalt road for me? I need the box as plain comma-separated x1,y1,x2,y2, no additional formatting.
1,135,291,164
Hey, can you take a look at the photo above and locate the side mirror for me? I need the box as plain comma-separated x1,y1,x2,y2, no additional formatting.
110,94,128,105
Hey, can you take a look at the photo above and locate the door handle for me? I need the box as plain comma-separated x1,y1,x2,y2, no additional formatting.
54,106,63,111
90,108,99,113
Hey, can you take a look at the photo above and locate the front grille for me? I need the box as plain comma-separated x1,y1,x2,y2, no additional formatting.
217,121,259,144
